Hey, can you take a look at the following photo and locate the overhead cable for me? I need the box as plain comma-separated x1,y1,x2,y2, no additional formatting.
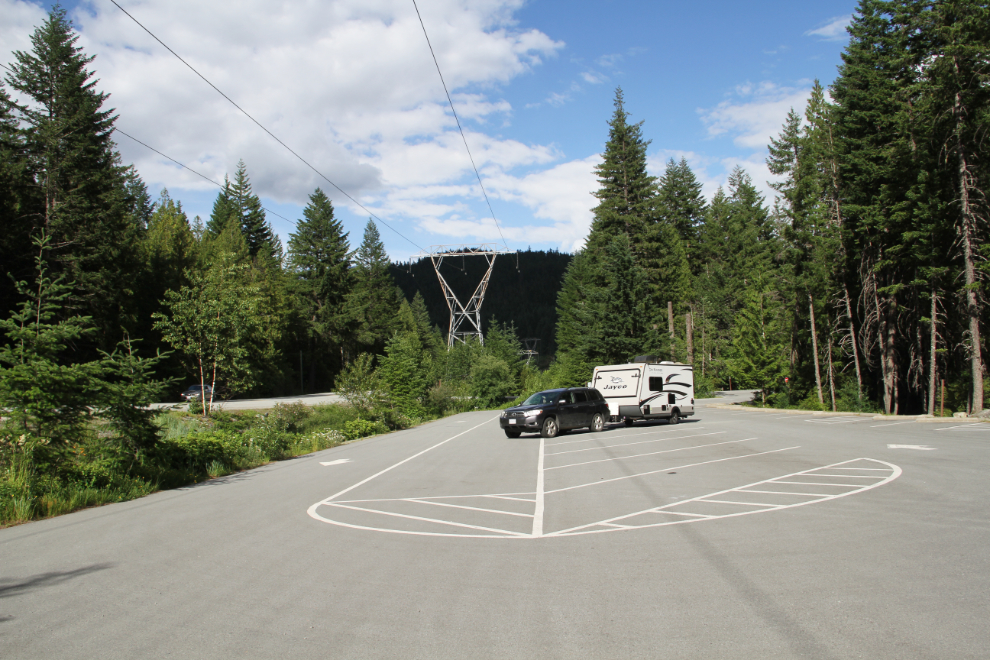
411,0,509,251
1,60,291,225
109,0,426,252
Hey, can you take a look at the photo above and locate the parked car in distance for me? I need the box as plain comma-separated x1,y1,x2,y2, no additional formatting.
500,387,610,438
180,384,212,402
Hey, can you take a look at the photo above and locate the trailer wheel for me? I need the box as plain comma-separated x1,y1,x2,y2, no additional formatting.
669,409,681,425
540,417,559,438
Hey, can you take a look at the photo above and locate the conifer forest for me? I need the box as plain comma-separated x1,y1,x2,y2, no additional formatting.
1,1,989,521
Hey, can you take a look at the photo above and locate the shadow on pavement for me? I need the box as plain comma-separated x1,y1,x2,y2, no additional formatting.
0,562,115,601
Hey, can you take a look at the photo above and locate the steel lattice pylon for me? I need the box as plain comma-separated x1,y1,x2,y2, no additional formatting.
421,244,513,348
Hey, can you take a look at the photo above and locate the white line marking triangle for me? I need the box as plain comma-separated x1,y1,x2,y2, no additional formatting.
887,444,935,450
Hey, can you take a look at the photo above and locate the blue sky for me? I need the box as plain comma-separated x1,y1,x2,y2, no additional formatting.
1,1,857,261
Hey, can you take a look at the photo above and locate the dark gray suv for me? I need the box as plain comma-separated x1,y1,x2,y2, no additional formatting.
499,387,610,438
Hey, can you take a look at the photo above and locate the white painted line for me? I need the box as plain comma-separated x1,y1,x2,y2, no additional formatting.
549,458,901,537
657,511,713,518
809,473,887,478
699,499,783,508
933,425,989,431
545,431,724,456
405,498,534,518
325,502,529,537
544,426,707,448
545,445,795,495
532,437,545,537
887,444,936,450
740,489,834,497
544,438,752,471
313,416,496,504
601,522,632,528
319,459,352,466
773,480,860,487
483,495,536,503
826,467,889,471
869,421,917,428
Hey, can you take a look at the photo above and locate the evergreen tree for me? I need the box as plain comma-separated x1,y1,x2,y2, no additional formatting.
347,220,399,356
229,160,275,257
587,87,657,255
0,81,36,321
206,177,235,237
657,158,707,263
595,234,649,364
287,188,352,388
552,251,598,386
6,6,144,351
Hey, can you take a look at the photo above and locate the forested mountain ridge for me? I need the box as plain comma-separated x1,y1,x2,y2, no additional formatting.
390,249,572,362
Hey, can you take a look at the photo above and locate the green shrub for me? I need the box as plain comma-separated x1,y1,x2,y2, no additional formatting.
470,355,516,408
342,419,388,440
298,404,358,434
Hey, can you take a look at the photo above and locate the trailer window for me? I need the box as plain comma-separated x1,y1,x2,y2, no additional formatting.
648,377,664,392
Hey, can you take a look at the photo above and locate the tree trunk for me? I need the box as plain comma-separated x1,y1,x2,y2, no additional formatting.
843,286,863,400
685,311,693,364
884,298,898,415
954,76,983,414
827,333,836,412
809,294,824,406
928,291,938,416
667,301,675,361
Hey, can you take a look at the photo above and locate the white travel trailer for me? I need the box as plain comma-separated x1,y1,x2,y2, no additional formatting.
590,356,695,425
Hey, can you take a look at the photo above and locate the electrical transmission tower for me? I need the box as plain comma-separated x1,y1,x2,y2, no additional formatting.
423,244,512,348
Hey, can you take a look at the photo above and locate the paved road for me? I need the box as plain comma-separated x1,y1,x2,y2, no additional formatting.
2,401,988,658
151,391,346,411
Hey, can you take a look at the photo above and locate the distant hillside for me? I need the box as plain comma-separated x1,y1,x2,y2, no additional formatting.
390,249,572,362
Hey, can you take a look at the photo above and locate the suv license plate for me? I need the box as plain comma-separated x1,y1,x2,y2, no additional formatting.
508,419,516,424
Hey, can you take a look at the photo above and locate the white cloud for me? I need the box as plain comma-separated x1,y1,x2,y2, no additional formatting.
0,0,47,65
2,0,566,234
805,15,852,41
698,81,812,149
581,70,606,84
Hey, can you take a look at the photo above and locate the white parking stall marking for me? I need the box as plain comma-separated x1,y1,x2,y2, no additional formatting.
544,438,753,471
933,424,990,431
548,458,901,537
869,420,918,428
545,431,724,456
544,425,708,448
545,446,798,495
405,498,534,518
325,502,530,537
887,444,936,450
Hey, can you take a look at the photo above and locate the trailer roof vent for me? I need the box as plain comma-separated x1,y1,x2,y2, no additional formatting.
634,355,656,363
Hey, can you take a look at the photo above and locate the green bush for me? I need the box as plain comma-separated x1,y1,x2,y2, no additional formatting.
470,355,516,408
342,419,388,440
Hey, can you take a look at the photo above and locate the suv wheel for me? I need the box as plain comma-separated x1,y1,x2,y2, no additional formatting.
540,417,559,438
590,413,605,432
504,429,521,438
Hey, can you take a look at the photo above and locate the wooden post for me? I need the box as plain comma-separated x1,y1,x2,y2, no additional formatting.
667,301,675,361
685,311,694,365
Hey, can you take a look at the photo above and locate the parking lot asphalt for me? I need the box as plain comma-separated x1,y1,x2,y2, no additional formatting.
2,400,988,659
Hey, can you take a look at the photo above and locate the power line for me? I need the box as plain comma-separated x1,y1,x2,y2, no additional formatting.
2,60,291,225
110,127,292,223
108,0,426,253
411,0,509,251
